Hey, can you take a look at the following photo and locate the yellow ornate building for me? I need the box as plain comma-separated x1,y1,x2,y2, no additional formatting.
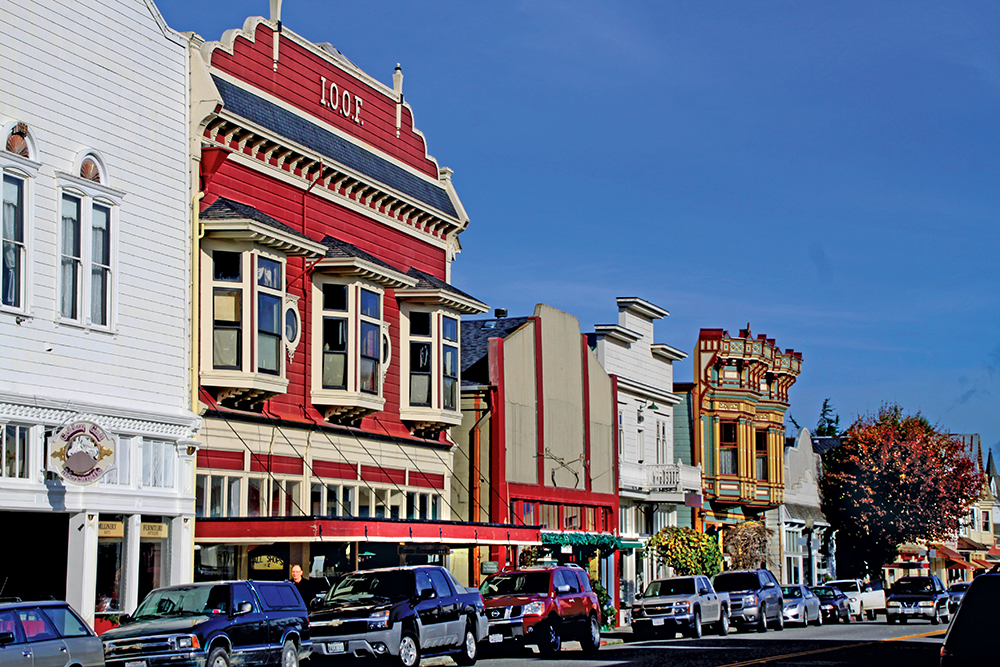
681,326,801,529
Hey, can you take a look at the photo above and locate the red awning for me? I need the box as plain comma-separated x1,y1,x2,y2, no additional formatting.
932,544,962,560
196,516,542,546
947,558,975,570
972,559,993,568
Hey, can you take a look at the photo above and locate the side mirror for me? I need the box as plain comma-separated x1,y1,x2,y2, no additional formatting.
233,602,253,616
763,581,775,589
118,614,132,625
698,588,709,596
0,631,15,645
634,593,642,600
420,588,437,601
556,585,571,594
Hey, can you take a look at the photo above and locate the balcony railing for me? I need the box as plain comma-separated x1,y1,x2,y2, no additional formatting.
646,462,702,493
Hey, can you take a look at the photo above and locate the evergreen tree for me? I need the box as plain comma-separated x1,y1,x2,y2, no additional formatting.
815,398,840,436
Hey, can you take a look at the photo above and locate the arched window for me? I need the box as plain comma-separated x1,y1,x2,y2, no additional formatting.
80,157,102,183
5,123,30,158
2,122,40,313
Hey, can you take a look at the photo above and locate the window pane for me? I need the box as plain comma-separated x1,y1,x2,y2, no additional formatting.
195,475,207,517
248,478,262,517
210,477,224,517
284,308,298,341
257,293,281,373
258,332,279,372
443,377,457,411
2,175,23,243
323,352,347,389
411,342,431,373
442,317,458,342
325,484,339,516
720,448,737,475
61,195,81,258
443,346,458,377
59,195,81,319
323,284,347,311
360,322,379,357
258,293,281,335
91,266,109,326
286,481,301,516
410,374,431,406
92,204,110,265
358,487,371,518
227,477,241,517
213,289,242,369
213,251,241,281
271,480,282,516
141,440,152,487
360,289,379,318
410,312,431,337
359,357,377,393
323,318,347,351
257,257,281,289
2,175,24,309
341,486,354,517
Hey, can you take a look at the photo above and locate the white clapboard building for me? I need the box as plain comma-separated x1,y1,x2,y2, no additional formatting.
0,0,199,626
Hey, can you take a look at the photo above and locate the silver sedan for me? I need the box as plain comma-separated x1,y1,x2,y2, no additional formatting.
781,585,822,627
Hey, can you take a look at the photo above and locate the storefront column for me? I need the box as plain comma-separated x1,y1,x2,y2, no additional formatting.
169,516,195,585
122,515,142,613
66,512,98,626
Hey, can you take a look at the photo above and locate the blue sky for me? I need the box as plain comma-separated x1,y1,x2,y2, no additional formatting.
159,1,1000,458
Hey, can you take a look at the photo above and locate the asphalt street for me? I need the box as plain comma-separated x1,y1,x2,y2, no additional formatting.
473,620,947,667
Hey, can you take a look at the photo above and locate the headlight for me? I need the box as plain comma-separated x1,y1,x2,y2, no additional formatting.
631,606,643,617
887,601,900,607
368,610,390,629
524,601,545,616
675,601,690,611
918,601,934,608
743,595,757,606
174,635,200,650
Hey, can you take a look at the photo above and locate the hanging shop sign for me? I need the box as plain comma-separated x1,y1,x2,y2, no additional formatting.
48,420,116,485
141,523,168,539
99,521,124,538
252,554,285,571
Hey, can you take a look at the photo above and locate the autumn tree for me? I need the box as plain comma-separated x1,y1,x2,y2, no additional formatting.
821,404,984,580
644,527,722,577
723,521,773,570
815,398,840,436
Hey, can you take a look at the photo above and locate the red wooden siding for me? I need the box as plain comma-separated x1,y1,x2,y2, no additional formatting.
409,471,445,490
250,453,304,475
360,465,406,486
312,460,358,480
198,449,245,471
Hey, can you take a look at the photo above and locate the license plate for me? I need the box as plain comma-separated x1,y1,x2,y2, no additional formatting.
904,608,916,614
652,618,664,626
125,662,146,667
489,634,503,644
328,642,346,653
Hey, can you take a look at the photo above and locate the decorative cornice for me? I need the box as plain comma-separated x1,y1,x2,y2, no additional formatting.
201,218,328,257
616,297,668,320
395,288,488,315
0,401,199,439
314,257,418,289
593,324,642,345
615,377,681,406
651,343,687,361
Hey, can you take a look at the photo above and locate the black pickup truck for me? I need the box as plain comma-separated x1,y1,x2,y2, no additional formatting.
101,580,310,667
309,566,488,667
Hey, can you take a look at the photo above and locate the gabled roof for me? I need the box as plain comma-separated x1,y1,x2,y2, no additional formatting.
200,197,327,256
811,436,844,455
212,75,458,219
315,236,416,288
397,268,488,315
460,316,533,382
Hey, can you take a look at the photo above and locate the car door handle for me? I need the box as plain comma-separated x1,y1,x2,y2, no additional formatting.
60,647,68,653
21,651,31,657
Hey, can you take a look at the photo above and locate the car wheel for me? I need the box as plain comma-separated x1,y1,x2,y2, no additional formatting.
716,608,730,636
772,609,784,632
843,608,851,624
814,609,823,627
887,615,896,624
280,640,298,667
931,606,940,625
687,610,702,639
207,647,230,667
855,604,864,622
454,620,478,666
538,619,562,656
900,616,908,624
398,632,421,667
866,608,877,621
581,614,601,654
757,604,768,633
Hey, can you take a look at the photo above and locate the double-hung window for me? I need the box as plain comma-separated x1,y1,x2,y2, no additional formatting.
140,439,176,489
442,316,459,410
359,289,382,394
755,429,768,481
2,124,40,315
1,423,31,479
719,420,738,476
256,257,283,375
398,307,463,433
321,284,348,389
212,251,243,369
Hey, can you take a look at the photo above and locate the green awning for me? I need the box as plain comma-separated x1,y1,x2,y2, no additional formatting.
619,540,643,550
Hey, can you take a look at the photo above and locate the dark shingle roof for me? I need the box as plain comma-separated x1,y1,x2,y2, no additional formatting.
212,76,457,218
406,268,480,303
460,317,532,383
201,197,316,244
812,436,844,455
319,235,403,273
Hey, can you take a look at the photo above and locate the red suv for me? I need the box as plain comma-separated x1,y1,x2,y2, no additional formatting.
479,566,601,655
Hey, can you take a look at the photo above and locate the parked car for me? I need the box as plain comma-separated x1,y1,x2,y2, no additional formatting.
811,586,851,623
101,580,310,667
827,579,885,620
885,576,951,625
310,566,487,667
712,569,784,632
939,573,998,666
0,598,104,667
630,575,730,639
780,585,822,627
479,565,601,655
946,582,970,614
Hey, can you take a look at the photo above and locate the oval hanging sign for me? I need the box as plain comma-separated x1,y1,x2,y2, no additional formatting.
48,420,116,485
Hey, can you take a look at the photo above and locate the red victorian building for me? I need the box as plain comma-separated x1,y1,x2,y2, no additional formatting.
188,7,539,584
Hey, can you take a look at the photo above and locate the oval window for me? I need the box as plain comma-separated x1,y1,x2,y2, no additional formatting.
284,308,299,342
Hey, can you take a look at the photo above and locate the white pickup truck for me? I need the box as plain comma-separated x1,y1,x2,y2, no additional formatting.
630,575,731,639
827,579,886,620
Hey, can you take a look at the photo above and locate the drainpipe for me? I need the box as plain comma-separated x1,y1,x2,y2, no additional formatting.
191,191,204,413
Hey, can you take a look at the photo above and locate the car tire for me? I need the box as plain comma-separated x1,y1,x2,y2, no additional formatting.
771,609,784,632
280,640,298,667
454,620,478,666
581,614,601,654
900,616,908,624
843,608,851,624
398,632,421,667
855,604,864,622
716,608,730,636
687,610,702,639
538,619,562,656
207,647,230,667
866,608,877,621
757,605,768,633
931,606,940,625
814,609,823,627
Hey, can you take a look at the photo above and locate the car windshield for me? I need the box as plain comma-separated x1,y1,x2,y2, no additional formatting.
645,579,695,597
325,571,413,604
713,573,760,593
893,578,934,594
829,581,859,593
481,572,551,597
782,586,802,599
949,583,970,592
134,585,226,619
812,588,837,600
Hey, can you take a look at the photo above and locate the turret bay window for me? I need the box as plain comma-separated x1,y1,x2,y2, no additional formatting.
720,420,738,475
2,123,40,314
755,429,768,481
199,198,326,408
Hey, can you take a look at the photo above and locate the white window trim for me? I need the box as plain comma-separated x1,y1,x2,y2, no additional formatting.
310,275,388,414
1,151,40,318
398,304,463,427
0,420,39,484
200,242,291,396
55,172,123,332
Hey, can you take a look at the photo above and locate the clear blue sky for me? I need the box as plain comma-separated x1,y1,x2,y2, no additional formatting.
159,1,1000,459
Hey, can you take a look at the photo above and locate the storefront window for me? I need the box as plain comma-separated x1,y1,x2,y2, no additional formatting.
248,478,263,516
195,545,237,581
138,517,168,603
96,517,124,615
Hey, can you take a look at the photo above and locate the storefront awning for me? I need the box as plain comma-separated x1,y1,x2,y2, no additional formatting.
619,539,644,550
540,531,620,551
947,558,975,570
196,516,541,546
972,559,993,569
931,544,962,560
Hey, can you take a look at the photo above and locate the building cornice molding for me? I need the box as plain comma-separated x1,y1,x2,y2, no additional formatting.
593,324,642,345
615,377,681,406
0,398,200,438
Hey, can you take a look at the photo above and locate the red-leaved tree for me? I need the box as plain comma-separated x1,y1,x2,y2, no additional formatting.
821,404,984,580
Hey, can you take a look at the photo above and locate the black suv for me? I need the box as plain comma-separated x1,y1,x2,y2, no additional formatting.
885,575,951,625
309,566,487,667
102,580,311,667
712,569,784,632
